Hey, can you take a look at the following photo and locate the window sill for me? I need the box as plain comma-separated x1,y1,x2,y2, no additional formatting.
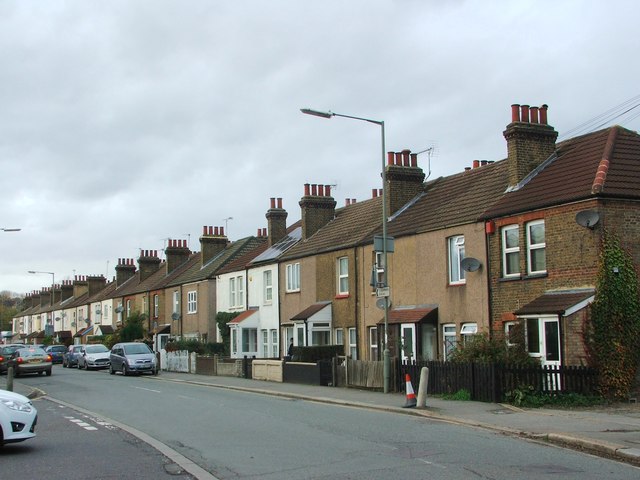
524,272,548,280
334,294,350,300
498,275,522,282
448,281,466,287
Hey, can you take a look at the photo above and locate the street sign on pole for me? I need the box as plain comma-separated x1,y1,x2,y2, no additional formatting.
376,286,390,297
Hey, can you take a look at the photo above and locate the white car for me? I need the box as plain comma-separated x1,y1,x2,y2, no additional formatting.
0,389,37,446
77,344,111,370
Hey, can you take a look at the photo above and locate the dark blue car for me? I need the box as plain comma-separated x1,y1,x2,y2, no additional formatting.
45,345,67,364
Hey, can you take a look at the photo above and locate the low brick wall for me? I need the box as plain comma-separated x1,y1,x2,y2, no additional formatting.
252,360,283,382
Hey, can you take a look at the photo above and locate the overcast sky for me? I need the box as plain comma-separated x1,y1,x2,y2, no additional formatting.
1,0,639,295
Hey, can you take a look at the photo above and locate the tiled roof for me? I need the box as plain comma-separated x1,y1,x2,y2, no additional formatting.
250,223,302,265
385,306,438,325
217,237,269,275
227,307,258,324
168,236,264,286
515,289,595,315
482,126,640,218
281,197,383,261
291,301,331,320
388,161,510,237
87,281,117,303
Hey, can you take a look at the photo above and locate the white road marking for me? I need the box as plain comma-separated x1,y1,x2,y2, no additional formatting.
133,386,161,393
65,416,99,431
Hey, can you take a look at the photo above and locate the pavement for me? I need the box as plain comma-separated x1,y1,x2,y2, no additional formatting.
10,371,640,467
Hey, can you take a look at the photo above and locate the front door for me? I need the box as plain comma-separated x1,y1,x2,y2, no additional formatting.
526,316,561,390
400,324,416,363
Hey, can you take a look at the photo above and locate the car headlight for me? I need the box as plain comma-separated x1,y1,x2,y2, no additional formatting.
1,398,33,413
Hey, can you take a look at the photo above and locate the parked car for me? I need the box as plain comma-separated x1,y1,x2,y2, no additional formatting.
0,345,25,374
45,345,67,364
109,342,158,376
7,347,52,377
63,344,85,368
77,344,110,370
0,389,37,446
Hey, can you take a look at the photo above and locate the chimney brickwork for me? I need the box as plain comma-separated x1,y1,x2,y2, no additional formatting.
266,197,288,247
165,239,191,274
87,275,107,296
138,250,161,282
73,276,89,298
504,104,558,187
115,258,136,287
200,226,228,265
60,280,74,301
385,149,426,217
299,184,336,240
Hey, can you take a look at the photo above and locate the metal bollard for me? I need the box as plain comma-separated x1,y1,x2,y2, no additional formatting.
7,366,14,392
417,366,429,407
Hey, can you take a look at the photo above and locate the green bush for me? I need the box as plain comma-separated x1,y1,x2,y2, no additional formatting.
450,326,537,365
165,339,225,355
441,389,471,401
505,385,605,408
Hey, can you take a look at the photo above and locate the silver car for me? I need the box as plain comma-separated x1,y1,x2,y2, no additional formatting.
77,344,111,370
109,342,158,376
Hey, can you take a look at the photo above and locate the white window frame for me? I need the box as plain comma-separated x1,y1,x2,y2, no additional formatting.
153,294,159,319
270,329,278,358
337,257,349,295
187,290,197,314
172,291,180,314
526,220,546,275
263,270,273,304
262,329,268,357
460,322,478,345
286,263,300,292
443,324,457,361
369,327,378,360
237,275,244,307
348,327,357,359
448,235,466,285
502,224,520,278
126,300,131,318
334,328,343,346
242,328,258,352
229,277,236,307
231,329,237,354
504,321,517,347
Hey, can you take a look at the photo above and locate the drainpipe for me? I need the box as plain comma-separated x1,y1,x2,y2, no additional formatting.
353,247,359,359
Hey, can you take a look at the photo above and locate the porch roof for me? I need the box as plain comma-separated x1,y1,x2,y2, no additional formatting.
227,308,259,325
382,306,438,325
74,325,94,337
291,301,331,321
515,289,595,316
56,330,72,339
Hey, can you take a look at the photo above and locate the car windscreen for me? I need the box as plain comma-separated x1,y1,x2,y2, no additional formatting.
48,346,67,352
85,345,109,354
18,348,46,357
123,344,152,355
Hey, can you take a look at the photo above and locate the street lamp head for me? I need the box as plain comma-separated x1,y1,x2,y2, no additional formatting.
1,228,21,232
300,108,334,119
28,270,36,274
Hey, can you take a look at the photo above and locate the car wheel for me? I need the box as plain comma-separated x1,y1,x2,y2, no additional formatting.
109,365,115,375
153,368,159,376
46,369,52,376
121,364,128,376
62,360,67,368
38,371,44,375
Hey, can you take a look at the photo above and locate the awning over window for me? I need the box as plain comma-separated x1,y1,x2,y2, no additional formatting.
515,289,595,316
154,324,170,334
379,306,438,325
74,325,94,337
227,308,259,325
95,325,115,335
56,330,72,339
291,301,331,321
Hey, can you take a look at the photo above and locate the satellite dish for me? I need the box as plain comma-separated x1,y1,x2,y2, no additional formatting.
115,306,124,313
171,312,181,321
461,257,481,272
376,298,391,310
55,317,60,322
576,210,600,229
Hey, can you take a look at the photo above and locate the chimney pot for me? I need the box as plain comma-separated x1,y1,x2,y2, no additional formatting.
277,197,282,209
410,153,418,167
520,105,530,123
270,197,276,209
540,104,549,124
203,226,207,235
311,184,318,196
402,149,410,166
220,226,225,236
481,160,488,166
530,106,539,124
511,104,521,122
473,160,480,168
214,226,219,235
465,166,471,171
387,151,395,165
395,152,402,165
325,185,331,197
346,199,350,206
304,183,310,196
257,228,261,236
372,188,377,198
318,184,324,196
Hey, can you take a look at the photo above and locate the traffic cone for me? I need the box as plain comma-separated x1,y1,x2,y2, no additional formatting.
403,374,417,408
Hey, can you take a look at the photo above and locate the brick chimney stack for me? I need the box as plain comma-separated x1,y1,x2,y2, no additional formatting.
504,103,558,187
165,239,191,274
385,149,425,217
87,275,107,296
73,275,89,298
60,280,74,301
299,184,337,240
115,258,136,287
266,197,288,247
200,226,229,266
138,250,162,282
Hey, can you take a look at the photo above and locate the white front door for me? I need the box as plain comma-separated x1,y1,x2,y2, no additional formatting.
400,324,416,362
526,316,561,390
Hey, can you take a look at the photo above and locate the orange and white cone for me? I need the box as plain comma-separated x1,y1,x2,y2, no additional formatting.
403,374,417,408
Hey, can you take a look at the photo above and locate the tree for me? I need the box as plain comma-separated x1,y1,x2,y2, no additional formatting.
215,311,238,356
586,229,640,399
119,311,146,342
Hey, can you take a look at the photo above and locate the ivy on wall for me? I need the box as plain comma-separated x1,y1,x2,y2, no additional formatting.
215,311,239,355
586,229,640,399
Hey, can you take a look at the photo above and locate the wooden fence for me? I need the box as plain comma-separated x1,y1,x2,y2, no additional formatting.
401,361,599,402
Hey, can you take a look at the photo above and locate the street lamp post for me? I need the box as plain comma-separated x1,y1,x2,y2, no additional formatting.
300,108,391,393
1,228,21,232
28,270,55,333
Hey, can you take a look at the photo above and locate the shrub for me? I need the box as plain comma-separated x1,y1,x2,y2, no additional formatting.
164,339,225,355
291,345,343,363
119,311,146,342
505,385,605,408
441,389,471,401
450,326,536,365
